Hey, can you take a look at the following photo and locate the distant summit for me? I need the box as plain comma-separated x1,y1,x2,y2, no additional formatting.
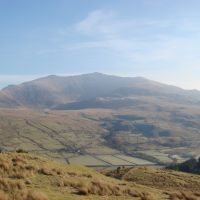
0,72,199,108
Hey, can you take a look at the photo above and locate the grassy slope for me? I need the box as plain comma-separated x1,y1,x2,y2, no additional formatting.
1,152,200,200
0,152,167,200
105,167,200,200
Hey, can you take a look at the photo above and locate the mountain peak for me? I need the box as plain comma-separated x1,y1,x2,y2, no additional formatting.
91,72,104,75
0,72,200,108
82,72,107,77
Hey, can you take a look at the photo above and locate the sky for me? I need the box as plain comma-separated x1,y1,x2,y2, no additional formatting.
0,0,200,89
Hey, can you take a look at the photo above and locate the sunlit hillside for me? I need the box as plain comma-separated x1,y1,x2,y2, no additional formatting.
0,152,200,200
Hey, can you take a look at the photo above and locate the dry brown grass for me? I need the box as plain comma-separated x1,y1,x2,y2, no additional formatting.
67,171,78,177
26,191,49,200
0,162,10,172
0,177,49,200
62,178,143,197
1,153,142,199
77,180,121,196
0,153,51,200
169,191,198,200
1,152,200,200
140,192,154,200
52,168,63,176
194,192,200,197
38,168,53,176
0,190,8,200
115,167,200,193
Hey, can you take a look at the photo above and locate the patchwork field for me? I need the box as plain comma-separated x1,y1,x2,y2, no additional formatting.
0,105,199,167
115,155,155,165
68,155,109,166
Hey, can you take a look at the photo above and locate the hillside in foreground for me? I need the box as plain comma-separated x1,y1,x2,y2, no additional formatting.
105,166,200,200
0,152,200,200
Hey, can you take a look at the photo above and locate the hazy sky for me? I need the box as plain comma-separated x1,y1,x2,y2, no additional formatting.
1,0,200,89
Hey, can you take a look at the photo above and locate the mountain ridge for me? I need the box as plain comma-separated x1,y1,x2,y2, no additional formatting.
0,72,200,109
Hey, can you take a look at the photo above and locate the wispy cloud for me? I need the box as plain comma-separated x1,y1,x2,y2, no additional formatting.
37,8,200,74
75,10,117,36
70,9,200,65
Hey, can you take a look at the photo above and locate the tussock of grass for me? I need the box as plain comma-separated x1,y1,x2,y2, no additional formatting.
77,180,122,196
0,190,8,200
60,177,141,197
169,191,198,200
26,191,49,200
51,168,63,176
38,168,53,176
0,162,10,172
0,177,49,200
194,192,200,197
0,153,49,200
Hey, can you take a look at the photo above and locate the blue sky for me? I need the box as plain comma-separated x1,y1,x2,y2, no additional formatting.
1,0,200,89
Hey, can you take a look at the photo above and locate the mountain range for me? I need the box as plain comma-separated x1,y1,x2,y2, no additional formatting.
0,72,200,109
